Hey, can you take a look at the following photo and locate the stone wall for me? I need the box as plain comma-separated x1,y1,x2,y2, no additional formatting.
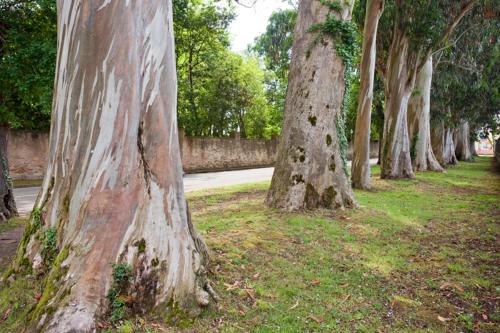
179,132,279,173
7,129,380,179
7,129,49,180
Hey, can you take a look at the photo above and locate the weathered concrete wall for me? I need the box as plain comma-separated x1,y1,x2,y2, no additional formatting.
7,129,49,180
7,129,380,179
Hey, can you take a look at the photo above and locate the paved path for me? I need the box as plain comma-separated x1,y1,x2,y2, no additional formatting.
13,159,377,216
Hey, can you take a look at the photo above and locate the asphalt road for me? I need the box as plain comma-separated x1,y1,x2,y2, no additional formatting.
13,159,377,216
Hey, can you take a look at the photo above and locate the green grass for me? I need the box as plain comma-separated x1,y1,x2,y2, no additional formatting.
0,157,498,332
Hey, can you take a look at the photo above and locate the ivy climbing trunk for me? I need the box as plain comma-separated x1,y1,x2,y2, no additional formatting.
266,0,357,210
351,0,384,190
407,57,443,172
444,127,459,165
7,1,212,331
0,128,17,222
454,121,472,161
380,29,415,179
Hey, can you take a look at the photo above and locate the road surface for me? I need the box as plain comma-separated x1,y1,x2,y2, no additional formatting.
13,159,377,216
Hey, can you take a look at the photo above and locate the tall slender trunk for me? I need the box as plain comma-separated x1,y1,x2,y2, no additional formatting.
454,121,472,161
266,0,357,210
407,57,443,172
381,29,415,179
8,2,211,331
430,120,446,167
351,0,384,189
0,128,17,222
375,102,384,165
444,127,458,165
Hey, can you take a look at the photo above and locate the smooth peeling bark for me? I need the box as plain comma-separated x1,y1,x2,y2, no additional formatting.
454,121,473,161
10,1,211,331
407,57,443,172
266,0,357,211
444,128,458,165
430,120,446,167
351,0,384,189
380,30,415,179
0,128,18,221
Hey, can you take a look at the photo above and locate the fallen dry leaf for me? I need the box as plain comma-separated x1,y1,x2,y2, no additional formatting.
252,272,261,279
307,314,324,324
437,315,451,322
310,280,321,286
439,282,464,292
289,300,299,310
2,308,11,322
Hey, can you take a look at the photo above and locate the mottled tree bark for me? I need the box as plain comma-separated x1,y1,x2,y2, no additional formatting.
454,121,473,161
430,120,446,167
0,128,17,222
470,141,477,157
407,57,443,172
8,1,211,332
266,0,357,210
380,29,415,179
351,0,384,189
444,127,459,165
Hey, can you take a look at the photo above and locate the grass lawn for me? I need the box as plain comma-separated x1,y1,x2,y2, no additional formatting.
1,157,498,332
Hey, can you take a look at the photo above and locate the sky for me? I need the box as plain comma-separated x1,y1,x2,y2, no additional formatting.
228,0,293,54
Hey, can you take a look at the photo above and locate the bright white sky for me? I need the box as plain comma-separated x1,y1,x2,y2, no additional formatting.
229,0,293,54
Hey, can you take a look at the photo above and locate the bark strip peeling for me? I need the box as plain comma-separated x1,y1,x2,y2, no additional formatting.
266,0,357,211
9,1,211,331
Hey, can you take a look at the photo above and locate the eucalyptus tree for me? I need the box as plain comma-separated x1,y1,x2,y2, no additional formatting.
431,4,499,163
351,0,384,189
6,1,214,331
377,0,477,178
267,0,358,210
407,56,444,171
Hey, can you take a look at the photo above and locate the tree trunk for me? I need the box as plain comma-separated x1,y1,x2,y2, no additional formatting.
266,0,357,210
470,141,477,157
376,102,384,165
407,57,443,172
380,29,415,179
351,0,384,190
455,121,473,161
430,120,446,167
444,127,458,165
8,1,211,331
0,128,17,222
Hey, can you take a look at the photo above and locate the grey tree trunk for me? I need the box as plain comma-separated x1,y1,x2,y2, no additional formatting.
0,128,17,222
444,127,459,165
351,0,384,190
470,141,477,157
455,121,473,161
380,29,415,179
407,57,443,172
266,0,357,210
430,120,446,167
7,1,211,331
